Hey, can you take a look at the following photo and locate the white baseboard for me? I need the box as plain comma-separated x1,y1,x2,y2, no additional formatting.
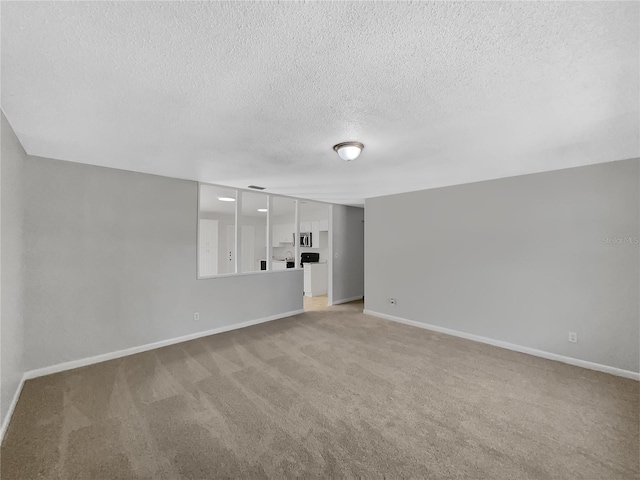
24,309,305,381
363,309,640,381
0,375,26,445
1,308,304,445
332,295,364,306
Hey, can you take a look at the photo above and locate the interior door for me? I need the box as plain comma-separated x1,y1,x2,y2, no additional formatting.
198,219,218,276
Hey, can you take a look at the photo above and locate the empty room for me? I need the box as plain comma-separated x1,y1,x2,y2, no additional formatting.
1,1,638,479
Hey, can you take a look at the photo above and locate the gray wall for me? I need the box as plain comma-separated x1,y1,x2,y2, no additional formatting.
365,159,640,373
1,112,26,429
22,156,303,371
331,205,364,304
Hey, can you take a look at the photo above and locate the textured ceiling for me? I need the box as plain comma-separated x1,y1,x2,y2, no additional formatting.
2,1,638,206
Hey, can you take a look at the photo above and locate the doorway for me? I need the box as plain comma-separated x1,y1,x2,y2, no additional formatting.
299,202,331,312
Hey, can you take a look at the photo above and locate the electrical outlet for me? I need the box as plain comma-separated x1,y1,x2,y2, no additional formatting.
568,332,577,343
194,312,200,321
389,298,396,306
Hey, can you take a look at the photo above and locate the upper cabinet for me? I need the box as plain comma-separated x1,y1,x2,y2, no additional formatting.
311,221,320,249
300,221,312,232
319,219,329,231
273,223,294,245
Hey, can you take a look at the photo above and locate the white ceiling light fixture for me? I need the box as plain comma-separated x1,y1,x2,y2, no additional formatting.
333,141,364,161
257,208,268,212
218,196,236,202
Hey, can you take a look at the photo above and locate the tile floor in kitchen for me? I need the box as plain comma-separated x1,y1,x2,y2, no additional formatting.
303,294,328,311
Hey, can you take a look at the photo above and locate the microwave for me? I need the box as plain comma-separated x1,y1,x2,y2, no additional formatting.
295,232,312,247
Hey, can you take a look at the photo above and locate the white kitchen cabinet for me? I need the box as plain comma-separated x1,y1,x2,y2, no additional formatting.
319,219,329,231
272,223,294,245
303,262,327,297
311,221,320,249
300,221,312,233
284,223,295,243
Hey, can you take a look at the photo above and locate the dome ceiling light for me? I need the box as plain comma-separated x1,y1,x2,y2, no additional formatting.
333,141,364,161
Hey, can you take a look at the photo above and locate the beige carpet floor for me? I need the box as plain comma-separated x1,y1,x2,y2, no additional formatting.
2,301,638,479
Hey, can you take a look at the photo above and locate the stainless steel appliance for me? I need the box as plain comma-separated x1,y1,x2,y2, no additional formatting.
295,232,312,247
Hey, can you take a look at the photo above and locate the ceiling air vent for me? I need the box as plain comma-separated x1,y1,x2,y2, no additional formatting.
248,185,266,190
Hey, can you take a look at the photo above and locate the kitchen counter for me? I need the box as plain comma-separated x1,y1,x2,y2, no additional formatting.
272,259,295,270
